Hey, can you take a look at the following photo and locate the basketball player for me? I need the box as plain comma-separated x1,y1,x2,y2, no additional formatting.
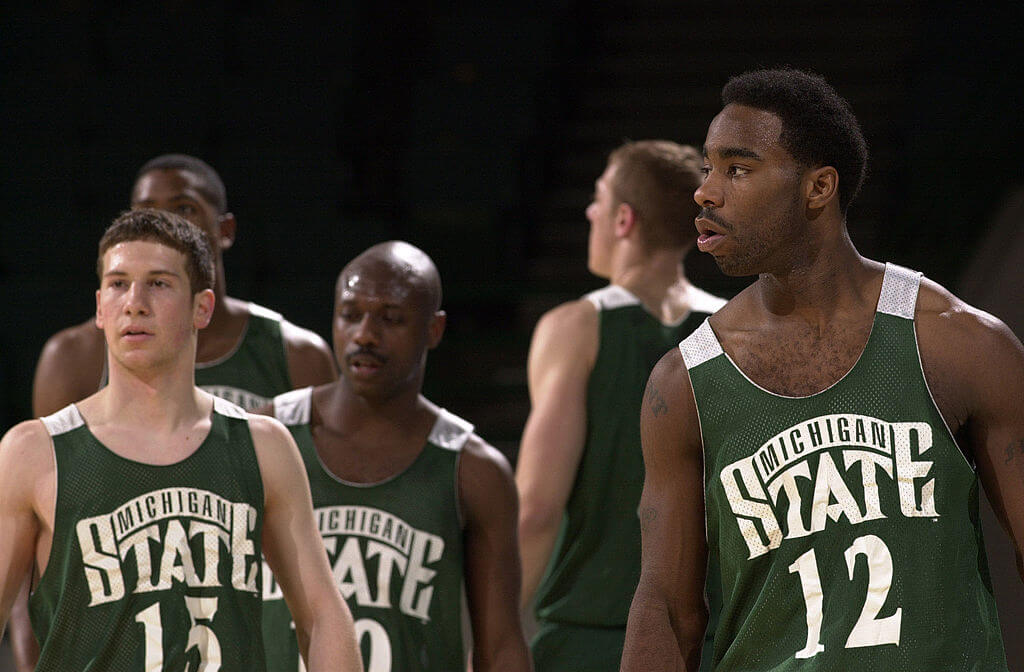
259,241,531,672
0,209,361,671
516,141,725,670
622,68,1024,671
10,154,337,669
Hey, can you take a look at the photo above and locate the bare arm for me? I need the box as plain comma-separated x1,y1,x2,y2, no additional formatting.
32,321,106,417
251,415,361,672
918,293,1024,580
0,422,53,636
621,349,708,672
10,322,104,671
460,436,532,672
515,300,598,608
281,320,338,389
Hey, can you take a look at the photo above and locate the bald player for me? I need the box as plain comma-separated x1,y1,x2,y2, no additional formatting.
259,242,532,672
12,154,337,670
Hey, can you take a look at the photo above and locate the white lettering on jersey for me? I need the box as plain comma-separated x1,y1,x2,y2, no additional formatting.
720,416,938,558
76,487,259,606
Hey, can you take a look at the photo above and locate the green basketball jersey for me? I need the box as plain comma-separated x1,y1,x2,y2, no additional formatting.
261,387,468,672
195,303,293,410
30,397,267,672
680,264,1007,671
534,284,724,631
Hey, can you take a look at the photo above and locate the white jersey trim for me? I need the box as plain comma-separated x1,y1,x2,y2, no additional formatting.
584,285,641,311
273,387,314,427
41,404,86,437
429,409,475,451
877,263,921,319
212,395,248,419
679,320,723,370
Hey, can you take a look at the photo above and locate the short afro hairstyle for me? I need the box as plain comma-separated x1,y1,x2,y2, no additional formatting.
136,154,228,214
722,68,868,213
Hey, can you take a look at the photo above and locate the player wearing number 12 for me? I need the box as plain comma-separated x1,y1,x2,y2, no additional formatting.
621,69,1024,671
259,242,531,672
0,210,361,671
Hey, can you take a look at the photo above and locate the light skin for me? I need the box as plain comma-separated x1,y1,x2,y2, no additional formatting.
30,167,337,420
15,167,337,669
516,157,709,612
0,240,361,671
261,242,531,671
620,103,1024,671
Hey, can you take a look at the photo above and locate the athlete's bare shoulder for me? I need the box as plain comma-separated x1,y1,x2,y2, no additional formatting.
33,318,106,415
279,317,337,388
915,276,1024,434
529,296,600,372
0,419,56,501
461,433,513,478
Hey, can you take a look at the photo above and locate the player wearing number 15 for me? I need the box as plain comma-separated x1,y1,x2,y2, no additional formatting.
0,210,361,671
621,69,1024,671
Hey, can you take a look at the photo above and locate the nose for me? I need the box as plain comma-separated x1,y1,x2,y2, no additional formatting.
123,282,149,314
352,313,379,346
694,171,721,209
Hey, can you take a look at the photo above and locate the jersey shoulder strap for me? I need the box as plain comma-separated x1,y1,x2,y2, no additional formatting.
272,387,313,427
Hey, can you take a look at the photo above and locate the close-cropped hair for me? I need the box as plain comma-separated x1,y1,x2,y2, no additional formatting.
607,140,703,249
136,153,228,214
97,209,216,295
722,68,868,213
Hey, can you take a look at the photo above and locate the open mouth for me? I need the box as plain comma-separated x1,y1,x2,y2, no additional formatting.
695,217,725,251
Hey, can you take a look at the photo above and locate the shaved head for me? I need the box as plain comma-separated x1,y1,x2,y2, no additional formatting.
337,241,442,315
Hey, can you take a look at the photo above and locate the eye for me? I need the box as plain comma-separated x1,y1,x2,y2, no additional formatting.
110,279,127,289
727,165,749,177
176,204,198,216
338,309,360,322
150,279,169,288
699,165,711,177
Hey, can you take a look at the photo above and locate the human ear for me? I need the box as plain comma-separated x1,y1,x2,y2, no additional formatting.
427,311,446,349
193,289,216,329
216,213,237,251
805,166,839,213
614,202,636,238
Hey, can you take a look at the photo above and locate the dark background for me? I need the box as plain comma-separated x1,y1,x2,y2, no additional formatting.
2,1,1023,666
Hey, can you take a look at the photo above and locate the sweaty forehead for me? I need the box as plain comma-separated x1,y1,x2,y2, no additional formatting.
704,104,785,157
337,261,424,304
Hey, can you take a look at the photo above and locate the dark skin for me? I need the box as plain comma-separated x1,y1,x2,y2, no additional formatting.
258,242,532,672
14,167,337,672
621,104,1024,671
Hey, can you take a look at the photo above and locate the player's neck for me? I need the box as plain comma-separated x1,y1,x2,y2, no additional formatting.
611,245,694,323
757,234,879,323
332,378,429,428
92,359,207,432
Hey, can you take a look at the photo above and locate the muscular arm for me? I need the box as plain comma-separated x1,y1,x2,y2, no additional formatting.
515,300,598,608
0,422,53,637
281,320,338,389
918,290,1024,580
460,437,532,672
621,349,708,672
251,415,361,672
11,322,104,671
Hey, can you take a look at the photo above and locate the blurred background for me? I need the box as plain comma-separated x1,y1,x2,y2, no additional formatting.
2,1,1022,669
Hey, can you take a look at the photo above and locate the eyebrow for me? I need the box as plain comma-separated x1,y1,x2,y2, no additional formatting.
702,146,763,160
103,269,182,279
